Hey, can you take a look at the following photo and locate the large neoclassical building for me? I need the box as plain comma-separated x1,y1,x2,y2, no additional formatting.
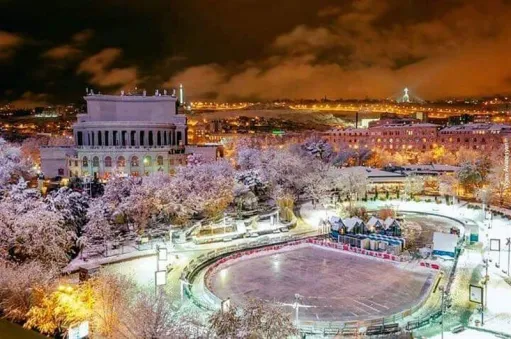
41,92,221,179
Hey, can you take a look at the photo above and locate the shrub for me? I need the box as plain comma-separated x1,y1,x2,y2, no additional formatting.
0,261,56,322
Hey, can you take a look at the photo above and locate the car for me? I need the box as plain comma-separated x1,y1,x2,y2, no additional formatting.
451,325,464,333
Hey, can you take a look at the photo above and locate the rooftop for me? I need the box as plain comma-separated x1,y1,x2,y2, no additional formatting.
440,123,511,132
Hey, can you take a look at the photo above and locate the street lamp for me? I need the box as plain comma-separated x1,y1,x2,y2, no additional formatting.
507,237,511,277
293,293,302,326
439,286,451,339
154,245,168,294
482,259,490,310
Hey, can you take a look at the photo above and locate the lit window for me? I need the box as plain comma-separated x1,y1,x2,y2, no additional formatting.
143,156,152,166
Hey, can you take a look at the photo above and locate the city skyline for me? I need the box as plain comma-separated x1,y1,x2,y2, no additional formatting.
2,0,511,107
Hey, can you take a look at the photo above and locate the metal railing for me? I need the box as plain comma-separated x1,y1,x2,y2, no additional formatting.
182,235,443,335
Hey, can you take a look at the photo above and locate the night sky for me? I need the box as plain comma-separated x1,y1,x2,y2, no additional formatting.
1,0,511,107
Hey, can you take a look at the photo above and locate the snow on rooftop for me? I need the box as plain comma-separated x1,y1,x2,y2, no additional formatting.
341,166,406,178
440,123,511,132
401,164,460,172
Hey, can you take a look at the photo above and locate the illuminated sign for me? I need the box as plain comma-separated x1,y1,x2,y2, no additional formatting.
68,321,89,339
469,285,483,304
155,270,167,286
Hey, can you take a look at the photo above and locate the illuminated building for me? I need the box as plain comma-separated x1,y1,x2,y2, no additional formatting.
40,92,222,179
327,123,511,153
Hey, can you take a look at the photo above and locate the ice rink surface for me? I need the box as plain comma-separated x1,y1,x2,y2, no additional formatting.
209,245,433,321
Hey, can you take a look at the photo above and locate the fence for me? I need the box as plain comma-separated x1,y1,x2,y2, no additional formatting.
99,236,167,258
182,234,443,335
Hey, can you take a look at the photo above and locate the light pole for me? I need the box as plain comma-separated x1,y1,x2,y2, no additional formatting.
482,259,489,310
439,285,452,339
507,237,511,277
293,293,302,326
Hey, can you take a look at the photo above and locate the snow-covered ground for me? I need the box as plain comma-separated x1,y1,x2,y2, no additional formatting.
300,199,511,337
428,328,501,339
68,198,511,337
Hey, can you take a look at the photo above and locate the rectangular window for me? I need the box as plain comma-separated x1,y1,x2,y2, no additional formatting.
140,131,145,146
113,131,118,146
77,132,83,146
105,131,109,146
149,131,154,146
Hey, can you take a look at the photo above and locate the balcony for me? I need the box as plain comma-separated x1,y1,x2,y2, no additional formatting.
75,145,177,150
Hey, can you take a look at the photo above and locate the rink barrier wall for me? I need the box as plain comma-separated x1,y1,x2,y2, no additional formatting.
183,235,441,334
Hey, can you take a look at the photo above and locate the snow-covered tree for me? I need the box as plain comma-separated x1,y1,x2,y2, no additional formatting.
0,138,32,190
175,160,234,219
45,187,90,235
187,153,206,167
0,180,74,266
338,168,368,207
301,161,333,206
25,284,93,336
235,168,267,196
87,272,136,338
236,147,262,170
0,261,56,322
455,148,481,166
487,165,509,205
262,148,308,199
403,174,425,199
298,136,333,162
457,162,483,195
120,290,185,339
79,200,115,253
209,299,297,339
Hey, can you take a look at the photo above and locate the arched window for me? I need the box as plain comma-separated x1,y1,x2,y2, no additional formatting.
104,156,112,167
157,156,163,166
117,156,126,167
92,156,100,167
143,156,152,166
131,156,139,167
82,156,88,167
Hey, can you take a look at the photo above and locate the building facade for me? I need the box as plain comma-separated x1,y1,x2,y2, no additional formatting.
326,122,511,153
41,93,221,179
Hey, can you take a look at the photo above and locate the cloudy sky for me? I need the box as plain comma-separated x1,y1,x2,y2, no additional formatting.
2,0,511,107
